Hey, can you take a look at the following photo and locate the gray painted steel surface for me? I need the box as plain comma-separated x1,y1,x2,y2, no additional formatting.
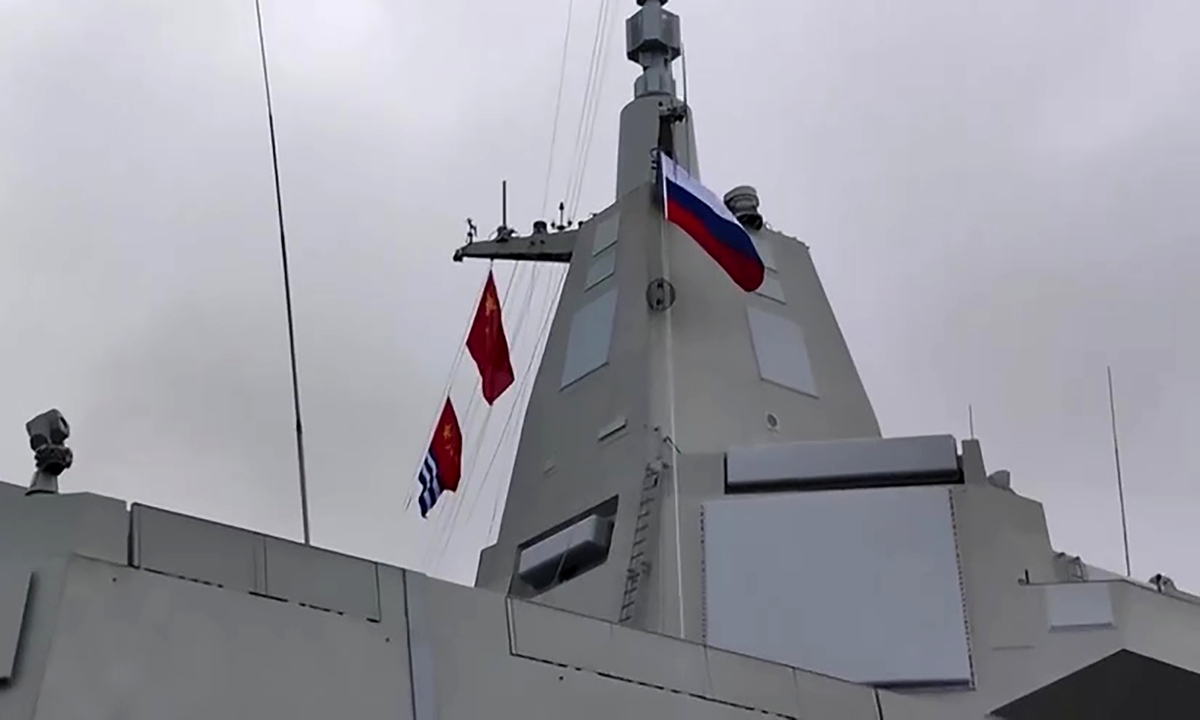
3,1,1200,717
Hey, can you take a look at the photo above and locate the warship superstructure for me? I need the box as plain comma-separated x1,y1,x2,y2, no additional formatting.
3,1,1200,717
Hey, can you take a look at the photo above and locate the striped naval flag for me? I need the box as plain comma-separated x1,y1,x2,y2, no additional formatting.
417,398,462,518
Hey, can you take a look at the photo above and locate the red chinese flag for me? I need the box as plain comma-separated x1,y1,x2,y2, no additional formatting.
466,270,515,405
430,398,463,492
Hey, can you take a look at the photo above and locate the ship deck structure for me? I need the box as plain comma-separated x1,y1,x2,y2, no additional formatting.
3,1,1199,717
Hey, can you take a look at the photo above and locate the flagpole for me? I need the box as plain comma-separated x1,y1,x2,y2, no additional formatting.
657,151,686,640
253,0,311,545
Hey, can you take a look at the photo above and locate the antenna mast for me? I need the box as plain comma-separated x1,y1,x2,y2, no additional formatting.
254,0,312,546
1107,366,1131,577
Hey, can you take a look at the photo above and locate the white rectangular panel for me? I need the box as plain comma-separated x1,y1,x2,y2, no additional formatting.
561,289,618,388
727,434,961,491
1045,583,1115,630
754,274,785,303
747,306,817,397
703,487,973,687
591,214,619,255
585,247,616,289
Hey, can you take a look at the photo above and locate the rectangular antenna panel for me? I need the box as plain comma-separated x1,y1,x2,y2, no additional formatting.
726,434,960,492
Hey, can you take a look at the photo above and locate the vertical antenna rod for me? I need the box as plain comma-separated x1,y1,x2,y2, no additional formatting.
502,180,508,230
254,0,312,546
1107,366,1130,577
968,404,975,439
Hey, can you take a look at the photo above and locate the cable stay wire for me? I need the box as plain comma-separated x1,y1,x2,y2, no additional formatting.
422,0,588,570
424,261,544,570
409,261,527,521
541,0,576,218
563,0,613,221
435,259,548,568
422,1,611,573
404,261,526,512
420,263,538,570
402,268,491,512
568,0,617,220
477,266,569,543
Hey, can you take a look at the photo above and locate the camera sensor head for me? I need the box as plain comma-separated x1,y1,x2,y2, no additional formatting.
26,408,69,451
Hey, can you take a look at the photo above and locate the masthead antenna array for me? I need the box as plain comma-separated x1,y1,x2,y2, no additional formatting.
253,0,312,546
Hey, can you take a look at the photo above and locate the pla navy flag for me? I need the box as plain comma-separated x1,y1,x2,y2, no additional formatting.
467,270,515,405
417,398,463,518
660,153,765,292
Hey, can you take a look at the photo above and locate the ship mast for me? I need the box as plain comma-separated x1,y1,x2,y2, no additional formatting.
473,0,879,643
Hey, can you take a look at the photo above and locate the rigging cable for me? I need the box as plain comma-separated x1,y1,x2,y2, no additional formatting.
441,258,550,564
402,267,493,513
421,262,536,570
403,262,525,512
568,0,617,220
424,0,581,571
563,0,613,219
425,262,541,569
425,0,607,573
481,266,568,541
541,0,576,217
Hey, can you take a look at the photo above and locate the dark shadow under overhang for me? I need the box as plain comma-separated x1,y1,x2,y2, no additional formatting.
992,649,1200,719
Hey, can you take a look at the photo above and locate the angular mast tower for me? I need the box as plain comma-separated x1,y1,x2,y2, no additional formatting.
468,0,879,638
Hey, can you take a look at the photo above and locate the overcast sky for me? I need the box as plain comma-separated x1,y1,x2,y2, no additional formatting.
2,0,1197,589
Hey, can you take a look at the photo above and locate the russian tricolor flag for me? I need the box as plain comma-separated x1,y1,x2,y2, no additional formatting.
660,153,765,292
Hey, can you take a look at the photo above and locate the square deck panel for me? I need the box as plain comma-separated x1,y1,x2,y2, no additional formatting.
702,486,973,687
561,288,619,388
746,307,817,397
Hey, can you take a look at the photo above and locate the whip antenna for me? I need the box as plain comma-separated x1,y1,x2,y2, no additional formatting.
254,0,312,545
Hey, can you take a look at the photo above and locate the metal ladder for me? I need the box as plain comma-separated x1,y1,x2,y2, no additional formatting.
619,463,662,624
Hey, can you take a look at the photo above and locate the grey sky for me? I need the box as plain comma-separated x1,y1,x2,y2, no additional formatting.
2,0,1197,588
